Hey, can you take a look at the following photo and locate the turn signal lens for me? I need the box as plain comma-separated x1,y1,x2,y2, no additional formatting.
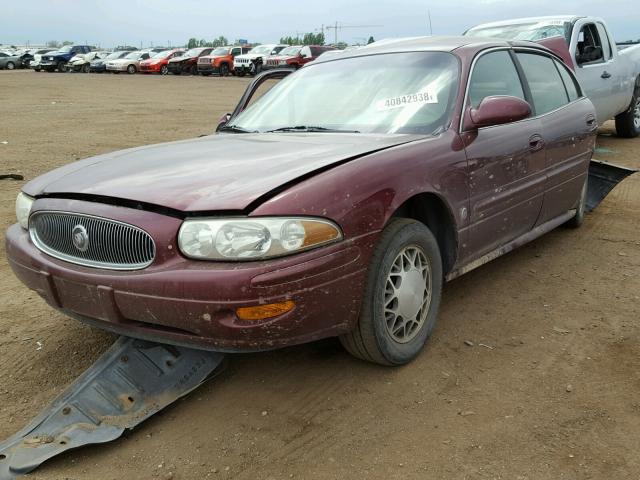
301,220,341,247
236,300,295,321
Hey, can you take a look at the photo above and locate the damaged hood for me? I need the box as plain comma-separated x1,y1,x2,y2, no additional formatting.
24,133,420,212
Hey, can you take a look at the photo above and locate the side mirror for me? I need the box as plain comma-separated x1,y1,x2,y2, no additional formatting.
216,113,232,132
468,96,531,129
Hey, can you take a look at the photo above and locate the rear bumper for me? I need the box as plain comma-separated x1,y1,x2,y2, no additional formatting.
5,202,371,352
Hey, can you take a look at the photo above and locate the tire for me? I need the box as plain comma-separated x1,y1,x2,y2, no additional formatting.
127,64,136,74
57,61,66,72
340,218,443,365
34,66,41,72
190,65,198,75
160,65,168,75
564,176,588,229
82,63,90,73
6,62,15,70
219,63,229,76
614,87,640,138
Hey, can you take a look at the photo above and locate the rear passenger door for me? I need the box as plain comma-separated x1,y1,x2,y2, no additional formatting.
462,49,546,261
515,50,596,223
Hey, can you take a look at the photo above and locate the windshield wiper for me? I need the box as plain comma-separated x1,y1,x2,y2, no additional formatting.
265,126,360,133
218,124,257,134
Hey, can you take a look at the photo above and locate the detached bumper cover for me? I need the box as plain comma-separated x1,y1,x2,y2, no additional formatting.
6,199,371,352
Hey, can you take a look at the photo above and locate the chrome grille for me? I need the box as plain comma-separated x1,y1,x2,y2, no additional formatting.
29,211,155,270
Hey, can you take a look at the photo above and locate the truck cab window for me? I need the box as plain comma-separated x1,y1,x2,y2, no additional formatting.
576,24,604,65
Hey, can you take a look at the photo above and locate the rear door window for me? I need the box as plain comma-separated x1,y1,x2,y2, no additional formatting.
468,50,525,108
516,52,569,115
553,59,580,102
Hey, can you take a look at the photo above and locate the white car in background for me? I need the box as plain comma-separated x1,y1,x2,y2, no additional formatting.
67,51,110,73
106,50,152,74
233,44,287,76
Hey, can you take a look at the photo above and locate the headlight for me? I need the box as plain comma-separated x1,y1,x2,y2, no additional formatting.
15,192,35,229
178,217,342,260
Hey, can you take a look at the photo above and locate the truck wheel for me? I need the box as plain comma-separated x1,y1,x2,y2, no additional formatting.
6,62,15,70
57,61,66,72
160,65,168,75
340,218,443,365
82,63,90,73
127,64,136,74
220,64,229,76
564,176,588,228
615,82,640,138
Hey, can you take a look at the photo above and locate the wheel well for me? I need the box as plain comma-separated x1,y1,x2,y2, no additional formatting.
390,193,457,274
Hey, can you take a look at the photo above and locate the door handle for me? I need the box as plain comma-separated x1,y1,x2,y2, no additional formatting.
601,71,611,79
586,114,597,131
528,134,544,152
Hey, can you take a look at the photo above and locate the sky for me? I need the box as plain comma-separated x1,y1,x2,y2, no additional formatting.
1,0,638,48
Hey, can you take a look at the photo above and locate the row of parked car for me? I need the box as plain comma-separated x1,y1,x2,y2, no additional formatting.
0,43,338,76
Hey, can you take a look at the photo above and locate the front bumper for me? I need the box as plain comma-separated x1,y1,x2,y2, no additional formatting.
6,198,369,352
139,63,161,73
90,64,107,72
262,63,295,71
106,63,129,72
197,64,219,74
166,62,184,73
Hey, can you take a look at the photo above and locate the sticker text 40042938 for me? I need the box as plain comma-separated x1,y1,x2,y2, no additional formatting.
378,90,438,111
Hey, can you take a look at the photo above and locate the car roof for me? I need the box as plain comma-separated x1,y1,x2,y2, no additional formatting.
313,35,548,64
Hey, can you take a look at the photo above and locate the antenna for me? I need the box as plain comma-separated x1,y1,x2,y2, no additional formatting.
428,10,433,35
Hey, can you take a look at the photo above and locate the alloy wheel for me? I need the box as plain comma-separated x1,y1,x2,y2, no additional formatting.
384,245,432,344
633,97,640,129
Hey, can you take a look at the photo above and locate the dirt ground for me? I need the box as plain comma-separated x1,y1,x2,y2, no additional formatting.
0,70,639,480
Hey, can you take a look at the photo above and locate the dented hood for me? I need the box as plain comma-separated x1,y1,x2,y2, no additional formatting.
24,133,420,212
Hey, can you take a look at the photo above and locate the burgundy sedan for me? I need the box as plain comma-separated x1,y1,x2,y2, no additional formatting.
6,37,596,365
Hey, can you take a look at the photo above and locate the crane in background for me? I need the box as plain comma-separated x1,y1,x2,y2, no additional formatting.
323,22,383,44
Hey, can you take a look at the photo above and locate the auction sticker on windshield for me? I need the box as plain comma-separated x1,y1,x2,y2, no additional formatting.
377,90,438,111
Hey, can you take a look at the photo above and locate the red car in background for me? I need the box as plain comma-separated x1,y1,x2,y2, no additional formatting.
263,45,336,70
197,45,253,76
139,49,186,74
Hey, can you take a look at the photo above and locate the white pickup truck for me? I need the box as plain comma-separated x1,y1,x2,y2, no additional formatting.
465,16,640,137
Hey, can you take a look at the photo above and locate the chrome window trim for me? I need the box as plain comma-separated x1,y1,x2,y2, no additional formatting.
29,211,156,271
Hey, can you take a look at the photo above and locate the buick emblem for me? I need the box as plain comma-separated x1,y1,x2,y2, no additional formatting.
71,224,89,252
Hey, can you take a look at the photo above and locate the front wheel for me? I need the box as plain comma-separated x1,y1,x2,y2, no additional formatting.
34,65,41,72
57,61,66,72
6,62,15,70
82,63,90,73
219,63,229,76
340,218,443,365
615,90,640,138
160,65,168,75
127,64,136,74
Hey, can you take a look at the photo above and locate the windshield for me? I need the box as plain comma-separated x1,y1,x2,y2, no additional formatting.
58,45,72,53
279,46,301,56
152,50,172,58
106,51,124,59
211,47,229,56
230,52,459,135
184,48,203,57
125,52,140,59
465,21,571,42
249,45,272,55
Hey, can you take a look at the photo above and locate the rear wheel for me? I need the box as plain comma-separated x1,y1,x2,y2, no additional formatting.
565,176,588,229
615,88,640,138
57,61,66,72
340,218,443,365
127,64,136,74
